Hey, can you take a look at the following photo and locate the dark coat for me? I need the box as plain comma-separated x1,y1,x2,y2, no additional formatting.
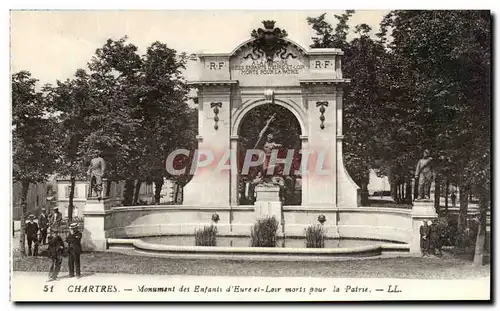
420,224,430,237
430,223,441,248
50,212,62,226
66,231,82,254
47,235,64,258
38,214,49,229
25,222,38,239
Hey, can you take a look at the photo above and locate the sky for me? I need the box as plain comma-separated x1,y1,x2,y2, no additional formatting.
10,10,388,86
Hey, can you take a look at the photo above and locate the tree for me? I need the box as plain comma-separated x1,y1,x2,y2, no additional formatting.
44,69,95,221
12,71,58,256
386,10,491,264
307,11,390,205
80,37,194,205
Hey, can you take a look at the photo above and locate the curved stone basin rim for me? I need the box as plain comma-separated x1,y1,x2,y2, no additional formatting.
107,238,409,255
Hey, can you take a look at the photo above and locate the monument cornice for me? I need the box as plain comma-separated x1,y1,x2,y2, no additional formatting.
187,80,239,86
299,78,351,85
195,39,344,59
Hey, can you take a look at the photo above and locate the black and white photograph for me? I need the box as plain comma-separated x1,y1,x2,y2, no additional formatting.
9,9,491,302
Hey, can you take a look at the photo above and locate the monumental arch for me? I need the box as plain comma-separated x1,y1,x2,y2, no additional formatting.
183,21,359,208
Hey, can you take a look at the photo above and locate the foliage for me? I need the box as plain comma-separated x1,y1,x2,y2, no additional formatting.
307,11,390,204
304,224,327,248
12,71,59,185
250,216,279,247
194,225,217,247
42,37,195,206
12,70,59,256
306,10,490,263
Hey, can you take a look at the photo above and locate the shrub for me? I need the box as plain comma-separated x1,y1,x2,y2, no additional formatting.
305,224,327,248
250,216,279,247
195,225,218,246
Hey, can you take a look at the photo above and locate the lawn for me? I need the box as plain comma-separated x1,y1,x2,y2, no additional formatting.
12,250,489,279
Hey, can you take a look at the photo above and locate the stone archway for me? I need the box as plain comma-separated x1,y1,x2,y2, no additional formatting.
231,98,307,136
229,99,307,206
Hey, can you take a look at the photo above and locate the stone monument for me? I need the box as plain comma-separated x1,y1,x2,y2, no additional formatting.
183,20,360,208
411,149,438,254
414,149,434,201
82,150,110,251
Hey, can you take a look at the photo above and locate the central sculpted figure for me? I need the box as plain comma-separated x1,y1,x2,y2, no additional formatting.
263,133,282,175
87,151,106,200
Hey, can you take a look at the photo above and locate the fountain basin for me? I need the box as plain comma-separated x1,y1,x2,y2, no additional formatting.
107,237,409,261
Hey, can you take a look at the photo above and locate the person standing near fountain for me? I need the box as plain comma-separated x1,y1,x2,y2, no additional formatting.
420,220,430,256
66,223,82,278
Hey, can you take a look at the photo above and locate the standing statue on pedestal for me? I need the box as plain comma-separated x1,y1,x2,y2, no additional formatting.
87,151,106,200
414,149,434,200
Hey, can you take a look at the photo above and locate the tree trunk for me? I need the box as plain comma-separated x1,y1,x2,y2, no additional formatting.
173,182,180,204
458,186,469,232
19,181,30,257
123,179,135,206
178,183,184,203
405,179,412,204
456,185,469,248
106,179,112,197
390,181,397,202
360,181,369,206
434,175,441,214
133,180,142,205
473,187,488,267
154,178,164,204
413,178,419,201
68,175,76,222
445,178,449,213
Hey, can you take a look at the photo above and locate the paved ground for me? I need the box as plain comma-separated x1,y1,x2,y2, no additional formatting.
13,248,489,279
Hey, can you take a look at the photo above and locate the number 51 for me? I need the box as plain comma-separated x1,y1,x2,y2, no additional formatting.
43,285,54,292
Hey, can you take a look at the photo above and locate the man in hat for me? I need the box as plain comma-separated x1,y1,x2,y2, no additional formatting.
49,208,62,230
38,210,49,245
25,214,39,256
66,223,82,278
47,228,64,281
429,219,442,257
419,220,431,256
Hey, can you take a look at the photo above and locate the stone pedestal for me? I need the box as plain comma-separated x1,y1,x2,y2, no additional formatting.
82,197,111,251
254,185,283,230
410,199,438,254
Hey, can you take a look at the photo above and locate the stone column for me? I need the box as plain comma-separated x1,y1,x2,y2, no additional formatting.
299,135,309,206
254,185,283,235
230,135,239,206
335,88,360,207
335,55,342,79
183,83,232,207
410,200,438,254
82,181,111,251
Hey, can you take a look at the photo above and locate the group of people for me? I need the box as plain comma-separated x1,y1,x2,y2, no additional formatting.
419,219,443,256
25,208,62,256
23,208,83,282
46,222,82,282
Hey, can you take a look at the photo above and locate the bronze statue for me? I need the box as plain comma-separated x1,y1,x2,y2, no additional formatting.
87,151,106,200
415,149,434,200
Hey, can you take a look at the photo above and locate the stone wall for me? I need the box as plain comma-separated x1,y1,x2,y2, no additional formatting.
103,205,414,244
